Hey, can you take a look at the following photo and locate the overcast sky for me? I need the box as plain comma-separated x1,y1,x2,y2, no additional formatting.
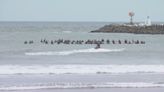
0,0,163,22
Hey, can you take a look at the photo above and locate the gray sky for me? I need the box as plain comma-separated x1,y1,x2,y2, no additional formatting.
0,0,164,22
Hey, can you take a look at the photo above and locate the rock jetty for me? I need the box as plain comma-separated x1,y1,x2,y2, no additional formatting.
91,24,164,34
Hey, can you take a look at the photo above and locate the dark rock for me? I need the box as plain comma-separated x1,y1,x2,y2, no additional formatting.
91,24,164,34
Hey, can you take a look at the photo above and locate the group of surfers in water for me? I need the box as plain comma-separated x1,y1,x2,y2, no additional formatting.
24,39,146,49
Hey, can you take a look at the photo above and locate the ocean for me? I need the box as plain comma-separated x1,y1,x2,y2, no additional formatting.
0,22,164,92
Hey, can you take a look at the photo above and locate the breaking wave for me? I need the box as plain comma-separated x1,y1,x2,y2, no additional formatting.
25,48,125,56
0,65,164,75
0,82,164,91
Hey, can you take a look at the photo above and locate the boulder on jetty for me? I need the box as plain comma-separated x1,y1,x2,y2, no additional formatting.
91,24,164,34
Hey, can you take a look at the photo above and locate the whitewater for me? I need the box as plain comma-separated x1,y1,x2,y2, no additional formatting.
25,48,125,56
1,82,164,91
0,65,164,75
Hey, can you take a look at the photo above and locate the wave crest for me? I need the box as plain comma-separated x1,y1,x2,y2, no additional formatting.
25,48,125,56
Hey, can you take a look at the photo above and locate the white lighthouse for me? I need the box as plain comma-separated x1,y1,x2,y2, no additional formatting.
145,16,152,26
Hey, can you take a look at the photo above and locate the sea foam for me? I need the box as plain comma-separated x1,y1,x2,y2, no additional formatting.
25,48,125,56
0,65,164,75
0,82,164,91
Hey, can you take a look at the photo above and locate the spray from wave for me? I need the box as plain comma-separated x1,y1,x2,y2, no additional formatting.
25,48,125,56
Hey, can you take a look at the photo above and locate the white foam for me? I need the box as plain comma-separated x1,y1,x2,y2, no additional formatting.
63,31,72,33
25,48,125,56
0,65,164,75
0,82,164,91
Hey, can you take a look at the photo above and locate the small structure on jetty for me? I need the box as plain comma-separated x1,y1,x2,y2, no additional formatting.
129,11,135,25
91,12,164,34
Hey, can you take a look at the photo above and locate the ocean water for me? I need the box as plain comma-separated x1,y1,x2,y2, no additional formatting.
0,22,164,92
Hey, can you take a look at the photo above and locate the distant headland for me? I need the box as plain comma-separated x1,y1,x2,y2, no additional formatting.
91,12,164,34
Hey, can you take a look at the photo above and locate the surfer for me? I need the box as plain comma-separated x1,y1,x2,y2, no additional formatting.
24,41,28,44
95,43,101,49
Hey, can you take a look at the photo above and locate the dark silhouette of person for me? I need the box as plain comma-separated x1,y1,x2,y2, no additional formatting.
51,40,54,44
95,43,101,49
141,41,146,44
106,40,110,44
24,41,28,44
29,40,34,44
124,40,128,44
112,40,115,44
118,40,121,44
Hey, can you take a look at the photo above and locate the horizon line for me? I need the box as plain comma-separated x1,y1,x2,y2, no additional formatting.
0,21,164,23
